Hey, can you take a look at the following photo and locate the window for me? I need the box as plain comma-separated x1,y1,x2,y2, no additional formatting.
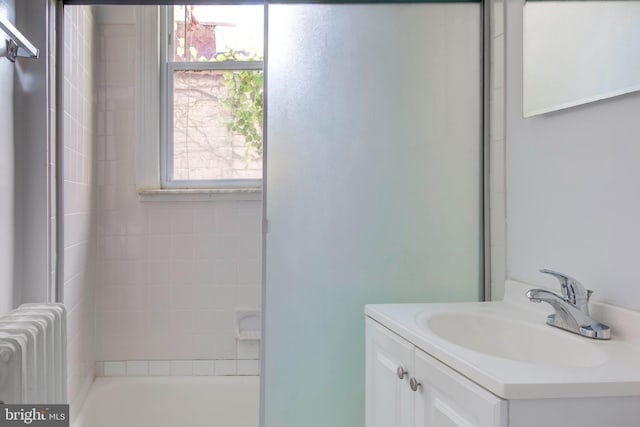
159,5,264,191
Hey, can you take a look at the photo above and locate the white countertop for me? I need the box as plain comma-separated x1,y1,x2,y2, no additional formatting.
365,280,640,400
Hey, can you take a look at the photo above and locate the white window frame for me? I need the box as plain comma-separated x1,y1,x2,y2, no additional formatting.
135,6,263,200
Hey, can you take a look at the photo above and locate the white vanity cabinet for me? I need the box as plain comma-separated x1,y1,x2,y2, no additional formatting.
366,317,506,427
365,316,413,427
366,284,640,427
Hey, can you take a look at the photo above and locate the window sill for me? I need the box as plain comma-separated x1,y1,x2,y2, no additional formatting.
137,187,262,202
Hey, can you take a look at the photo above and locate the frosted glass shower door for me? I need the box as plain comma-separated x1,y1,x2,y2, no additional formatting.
264,3,482,427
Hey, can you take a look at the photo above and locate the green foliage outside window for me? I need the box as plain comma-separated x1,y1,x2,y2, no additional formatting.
176,39,263,159
215,50,263,159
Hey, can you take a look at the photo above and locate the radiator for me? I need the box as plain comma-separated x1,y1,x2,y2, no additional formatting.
0,303,67,404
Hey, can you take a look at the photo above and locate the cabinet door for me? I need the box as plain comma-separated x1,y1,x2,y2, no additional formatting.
413,349,506,427
366,318,414,427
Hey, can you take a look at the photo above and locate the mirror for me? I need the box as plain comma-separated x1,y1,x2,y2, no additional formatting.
523,1,640,117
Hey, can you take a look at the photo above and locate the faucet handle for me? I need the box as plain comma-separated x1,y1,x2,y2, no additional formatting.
539,269,592,309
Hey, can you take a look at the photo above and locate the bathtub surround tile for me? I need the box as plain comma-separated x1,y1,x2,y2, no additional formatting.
171,208,196,235
142,337,172,361
126,261,148,287
215,360,237,376
215,205,244,235
193,360,215,376
96,359,259,376
237,286,262,308
126,360,149,376
146,286,173,311
193,206,218,234
237,341,260,360
147,209,174,235
104,361,126,376
124,206,147,236
95,361,105,377
171,234,196,259
63,5,97,416
213,260,239,285
212,335,237,359
237,259,261,285
125,311,150,335
197,235,239,259
237,360,260,376
166,334,194,360
146,261,174,285
147,311,172,332
214,286,237,309
170,310,195,332
127,235,147,260
129,337,154,361
146,235,172,261
236,235,261,259
234,207,262,235
149,361,171,376
191,286,218,309
170,360,194,376
173,260,211,286
103,261,127,286
192,334,217,359
125,287,148,311
172,287,194,310
193,310,234,334
93,14,262,367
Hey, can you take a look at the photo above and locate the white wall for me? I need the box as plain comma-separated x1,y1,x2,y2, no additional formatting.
0,0,15,316
92,7,261,373
505,0,640,311
63,5,96,416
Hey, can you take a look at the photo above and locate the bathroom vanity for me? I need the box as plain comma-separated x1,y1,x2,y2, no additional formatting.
365,281,640,427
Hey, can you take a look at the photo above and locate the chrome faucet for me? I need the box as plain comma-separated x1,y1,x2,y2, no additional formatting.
527,269,610,339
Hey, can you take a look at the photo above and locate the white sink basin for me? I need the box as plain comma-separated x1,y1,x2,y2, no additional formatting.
422,312,607,368
365,280,640,399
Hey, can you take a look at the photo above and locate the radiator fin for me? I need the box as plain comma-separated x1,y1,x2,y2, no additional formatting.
0,303,67,404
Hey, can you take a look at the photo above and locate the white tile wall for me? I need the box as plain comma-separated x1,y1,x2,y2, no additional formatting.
103,361,125,376
94,11,262,365
170,360,193,376
149,360,171,376
97,358,259,377
193,360,215,376
63,5,96,416
490,0,507,300
237,360,260,376
126,360,149,376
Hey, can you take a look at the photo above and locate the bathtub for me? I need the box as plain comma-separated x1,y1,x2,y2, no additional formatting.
73,376,259,427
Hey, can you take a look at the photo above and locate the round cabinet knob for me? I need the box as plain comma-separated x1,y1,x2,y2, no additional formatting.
396,366,407,380
409,377,421,392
